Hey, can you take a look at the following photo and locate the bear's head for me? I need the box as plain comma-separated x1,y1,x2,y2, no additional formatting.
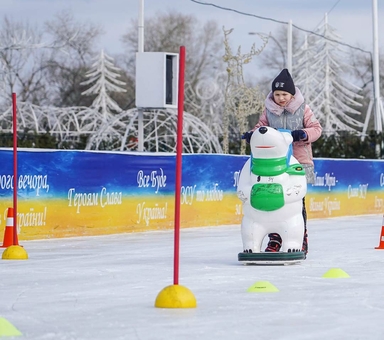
249,127,294,176
250,126,292,160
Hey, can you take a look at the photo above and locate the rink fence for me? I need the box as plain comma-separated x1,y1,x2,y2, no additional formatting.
0,149,382,240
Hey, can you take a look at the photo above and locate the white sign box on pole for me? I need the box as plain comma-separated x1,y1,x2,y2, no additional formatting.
135,52,179,108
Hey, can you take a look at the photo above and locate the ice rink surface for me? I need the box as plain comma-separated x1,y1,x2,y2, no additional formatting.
1,214,384,340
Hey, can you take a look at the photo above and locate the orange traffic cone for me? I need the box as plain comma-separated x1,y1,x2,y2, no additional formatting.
1,208,18,248
375,215,384,249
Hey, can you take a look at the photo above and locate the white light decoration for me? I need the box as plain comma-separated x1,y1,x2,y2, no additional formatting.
222,28,267,154
0,102,223,153
293,14,364,136
81,49,127,118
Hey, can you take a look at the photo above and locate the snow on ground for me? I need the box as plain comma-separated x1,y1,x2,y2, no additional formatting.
1,214,384,340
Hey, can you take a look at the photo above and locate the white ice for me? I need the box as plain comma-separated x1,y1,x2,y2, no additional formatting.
1,214,384,340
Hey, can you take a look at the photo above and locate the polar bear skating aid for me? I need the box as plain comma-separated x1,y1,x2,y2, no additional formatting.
237,126,307,264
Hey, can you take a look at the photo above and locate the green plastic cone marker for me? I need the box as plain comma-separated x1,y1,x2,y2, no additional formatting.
322,268,350,278
247,281,279,293
0,317,22,337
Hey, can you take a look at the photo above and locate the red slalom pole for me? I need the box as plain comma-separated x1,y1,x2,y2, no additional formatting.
173,46,185,285
12,93,18,245
154,47,195,307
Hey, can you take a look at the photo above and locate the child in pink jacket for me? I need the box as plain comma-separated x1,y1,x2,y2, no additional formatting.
242,69,322,256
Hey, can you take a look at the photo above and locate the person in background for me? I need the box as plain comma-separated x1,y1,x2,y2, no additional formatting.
242,68,322,256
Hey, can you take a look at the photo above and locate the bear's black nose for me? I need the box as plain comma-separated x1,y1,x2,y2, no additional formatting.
259,126,267,134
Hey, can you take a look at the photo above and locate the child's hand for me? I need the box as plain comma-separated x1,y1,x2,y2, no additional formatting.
241,131,254,144
291,130,307,141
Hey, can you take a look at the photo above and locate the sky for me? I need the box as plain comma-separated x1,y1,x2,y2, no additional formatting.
3,0,383,58
1,214,384,339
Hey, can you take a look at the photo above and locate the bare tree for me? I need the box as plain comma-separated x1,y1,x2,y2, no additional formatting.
0,16,49,107
43,10,104,107
0,11,105,109
257,26,303,89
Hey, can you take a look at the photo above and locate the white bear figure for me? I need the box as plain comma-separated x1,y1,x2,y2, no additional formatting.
237,126,307,253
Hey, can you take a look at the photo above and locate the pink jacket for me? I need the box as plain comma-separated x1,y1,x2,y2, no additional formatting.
252,88,322,166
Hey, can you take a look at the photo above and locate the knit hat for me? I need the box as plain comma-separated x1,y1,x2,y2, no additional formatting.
271,69,296,96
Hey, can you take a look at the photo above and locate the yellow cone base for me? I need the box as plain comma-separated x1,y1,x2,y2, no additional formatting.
322,268,350,278
2,245,28,260
155,284,197,308
0,317,22,336
247,281,279,293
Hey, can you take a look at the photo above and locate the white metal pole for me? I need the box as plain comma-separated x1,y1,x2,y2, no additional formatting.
137,0,144,151
362,100,374,140
287,19,293,73
372,0,382,132
138,0,144,53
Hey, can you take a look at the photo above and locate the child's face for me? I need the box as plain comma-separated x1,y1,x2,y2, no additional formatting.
273,91,293,106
